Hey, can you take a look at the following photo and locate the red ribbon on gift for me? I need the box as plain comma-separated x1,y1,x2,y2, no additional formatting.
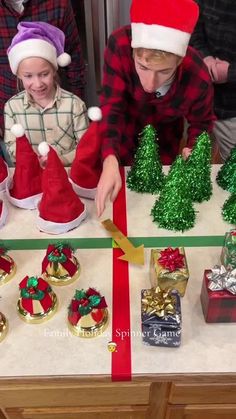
0,248,12,274
42,244,77,276
158,247,184,272
19,276,52,315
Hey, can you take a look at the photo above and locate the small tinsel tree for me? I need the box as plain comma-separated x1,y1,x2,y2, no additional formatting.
216,146,236,191
186,131,212,202
126,124,164,194
222,194,236,225
151,155,196,232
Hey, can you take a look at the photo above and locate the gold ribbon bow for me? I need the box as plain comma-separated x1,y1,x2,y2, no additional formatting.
142,287,176,318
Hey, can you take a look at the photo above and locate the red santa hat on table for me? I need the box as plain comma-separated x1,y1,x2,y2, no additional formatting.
7,21,71,75
130,0,199,57
69,107,103,199
6,124,43,209
0,157,9,192
37,143,87,234
0,200,8,229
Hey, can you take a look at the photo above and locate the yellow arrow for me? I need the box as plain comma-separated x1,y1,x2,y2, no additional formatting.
102,219,145,265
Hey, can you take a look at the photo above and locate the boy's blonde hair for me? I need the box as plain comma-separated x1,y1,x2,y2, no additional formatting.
134,48,180,65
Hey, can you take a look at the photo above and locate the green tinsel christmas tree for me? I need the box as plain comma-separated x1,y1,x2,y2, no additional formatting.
222,194,236,225
127,124,164,194
216,146,236,191
185,131,212,202
151,155,196,232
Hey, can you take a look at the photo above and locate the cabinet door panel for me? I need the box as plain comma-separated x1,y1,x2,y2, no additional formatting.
166,404,236,419
169,383,236,404
0,410,7,419
6,406,148,419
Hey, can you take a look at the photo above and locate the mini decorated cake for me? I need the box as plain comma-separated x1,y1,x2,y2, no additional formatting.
41,242,80,285
0,312,8,342
0,245,16,286
68,288,108,337
17,276,58,323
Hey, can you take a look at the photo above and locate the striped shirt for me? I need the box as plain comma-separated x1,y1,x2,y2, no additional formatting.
4,85,89,166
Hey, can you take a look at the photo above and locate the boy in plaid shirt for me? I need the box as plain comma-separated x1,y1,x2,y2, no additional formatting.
95,0,215,217
4,21,88,166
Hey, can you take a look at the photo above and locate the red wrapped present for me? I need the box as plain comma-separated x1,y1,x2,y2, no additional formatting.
201,266,236,323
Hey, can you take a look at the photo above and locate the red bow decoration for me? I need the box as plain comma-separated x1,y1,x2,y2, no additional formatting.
158,247,184,272
42,244,77,276
68,288,107,326
0,247,12,274
19,276,53,315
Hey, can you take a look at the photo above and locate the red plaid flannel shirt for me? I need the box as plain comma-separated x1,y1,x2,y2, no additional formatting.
0,0,85,133
99,26,215,165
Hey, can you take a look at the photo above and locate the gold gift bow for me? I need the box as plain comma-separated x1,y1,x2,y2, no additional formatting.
142,287,176,318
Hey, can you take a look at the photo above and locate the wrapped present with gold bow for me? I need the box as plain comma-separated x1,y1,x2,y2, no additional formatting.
42,242,80,286
141,287,181,347
0,244,16,286
221,229,236,270
68,288,109,338
0,312,8,342
150,247,189,296
17,276,58,323
201,266,236,323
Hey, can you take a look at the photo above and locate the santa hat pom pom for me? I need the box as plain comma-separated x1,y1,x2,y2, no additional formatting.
57,52,71,67
11,124,25,137
88,107,102,121
38,141,50,157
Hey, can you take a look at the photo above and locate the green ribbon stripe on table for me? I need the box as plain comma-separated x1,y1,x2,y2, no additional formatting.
1,235,225,250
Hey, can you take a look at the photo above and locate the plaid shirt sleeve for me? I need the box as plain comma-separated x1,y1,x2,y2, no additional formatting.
190,0,211,58
184,50,215,147
4,101,16,164
72,99,89,141
59,0,86,99
99,28,133,161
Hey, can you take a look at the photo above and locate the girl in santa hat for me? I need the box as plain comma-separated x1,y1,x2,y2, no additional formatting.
3,21,88,167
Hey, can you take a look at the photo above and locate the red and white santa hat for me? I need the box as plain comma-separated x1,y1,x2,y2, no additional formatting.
37,143,87,234
6,124,43,209
69,107,103,199
0,200,8,229
0,156,9,192
130,0,199,57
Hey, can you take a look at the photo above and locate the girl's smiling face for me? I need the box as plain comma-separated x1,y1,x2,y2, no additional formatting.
18,57,56,103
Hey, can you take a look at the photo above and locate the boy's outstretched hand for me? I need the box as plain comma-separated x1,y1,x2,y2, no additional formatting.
96,155,122,217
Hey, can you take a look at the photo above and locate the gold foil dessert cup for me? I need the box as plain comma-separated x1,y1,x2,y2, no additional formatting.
0,313,8,342
43,256,80,286
0,255,16,286
68,308,109,338
17,292,58,324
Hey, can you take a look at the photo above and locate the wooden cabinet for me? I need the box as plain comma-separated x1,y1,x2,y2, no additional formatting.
165,382,236,419
166,405,236,419
4,406,148,419
2,378,236,418
0,379,150,419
